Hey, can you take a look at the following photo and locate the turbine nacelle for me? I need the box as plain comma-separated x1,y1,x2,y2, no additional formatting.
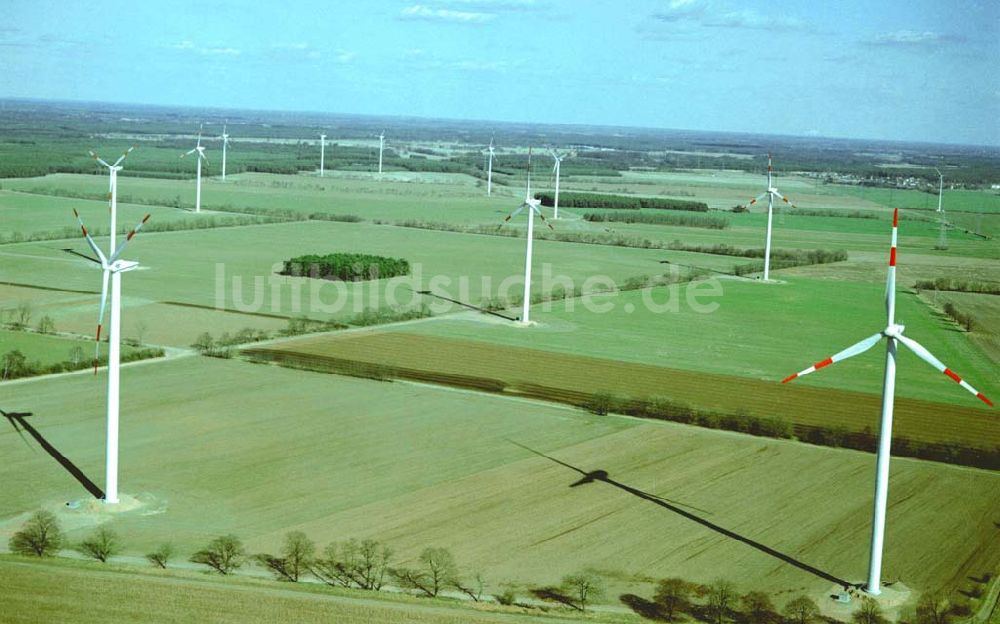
109,259,140,274
882,324,905,338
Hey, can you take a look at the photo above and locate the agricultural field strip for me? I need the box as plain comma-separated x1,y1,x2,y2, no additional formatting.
0,558,582,624
247,331,999,448
1,354,997,600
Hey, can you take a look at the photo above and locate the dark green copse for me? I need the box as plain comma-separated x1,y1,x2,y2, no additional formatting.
283,253,410,282
535,191,709,212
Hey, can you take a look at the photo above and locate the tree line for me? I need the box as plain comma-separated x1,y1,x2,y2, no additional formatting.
11,512,989,622
914,277,1000,296
535,191,710,212
583,211,729,229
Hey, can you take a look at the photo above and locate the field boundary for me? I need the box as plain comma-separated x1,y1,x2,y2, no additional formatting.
241,339,1000,471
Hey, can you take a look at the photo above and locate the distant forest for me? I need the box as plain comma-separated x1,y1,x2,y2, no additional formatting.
1,99,998,185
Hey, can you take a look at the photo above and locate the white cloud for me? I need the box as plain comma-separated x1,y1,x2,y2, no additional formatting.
400,4,496,24
445,0,540,9
867,30,962,47
203,47,241,56
269,42,322,60
651,1,807,31
166,40,240,56
335,49,356,63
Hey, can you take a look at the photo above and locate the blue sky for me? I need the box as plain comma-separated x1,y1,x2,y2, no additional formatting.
2,0,998,145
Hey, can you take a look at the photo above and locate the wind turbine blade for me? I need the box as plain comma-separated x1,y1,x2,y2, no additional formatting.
112,145,136,167
895,334,993,406
498,205,526,229
533,205,555,230
72,209,108,265
110,214,151,262
748,192,768,207
182,148,197,158
94,268,110,374
773,191,797,208
781,332,884,383
199,151,209,164
89,151,112,169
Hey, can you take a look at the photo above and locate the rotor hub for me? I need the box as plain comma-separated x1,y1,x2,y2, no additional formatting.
883,324,905,338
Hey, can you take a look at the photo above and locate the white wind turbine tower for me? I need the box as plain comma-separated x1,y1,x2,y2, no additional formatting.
72,208,152,505
89,145,135,253
746,154,797,281
485,135,497,196
498,148,553,325
934,167,947,249
781,208,993,595
549,148,566,219
378,130,385,175
181,125,208,212
220,123,231,181
319,133,327,177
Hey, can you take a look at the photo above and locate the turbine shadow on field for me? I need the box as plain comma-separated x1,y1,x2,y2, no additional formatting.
413,288,517,321
659,259,736,277
507,439,851,589
2,408,105,500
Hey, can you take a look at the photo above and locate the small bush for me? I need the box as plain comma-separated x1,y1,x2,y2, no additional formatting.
77,527,119,563
9,510,64,557
190,534,246,575
146,543,174,568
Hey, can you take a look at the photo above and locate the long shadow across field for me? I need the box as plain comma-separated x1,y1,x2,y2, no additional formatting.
2,408,105,500
413,288,518,321
507,439,850,589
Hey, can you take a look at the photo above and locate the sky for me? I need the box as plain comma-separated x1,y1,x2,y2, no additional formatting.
2,0,998,145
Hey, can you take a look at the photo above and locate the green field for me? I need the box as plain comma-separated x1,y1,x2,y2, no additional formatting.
390,278,999,407
0,329,145,367
2,136,999,622
1,357,998,606
0,557,607,624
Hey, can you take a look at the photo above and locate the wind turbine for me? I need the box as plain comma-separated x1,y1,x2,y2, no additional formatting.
71,208,152,505
378,130,385,175
485,135,497,196
746,154,797,281
220,123,231,181
498,148,553,325
781,208,993,595
181,125,208,213
89,145,136,253
549,149,566,219
934,167,947,249
319,133,327,177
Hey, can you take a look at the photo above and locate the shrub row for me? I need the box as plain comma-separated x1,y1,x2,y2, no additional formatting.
282,253,410,281
585,391,999,470
942,302,976,332
585,394,794,439
788,208,880,220
535,191,709,212
582,211,729,229
914,277,1000,295
0,214,288,245
390,221,849,276
1,346,165,381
